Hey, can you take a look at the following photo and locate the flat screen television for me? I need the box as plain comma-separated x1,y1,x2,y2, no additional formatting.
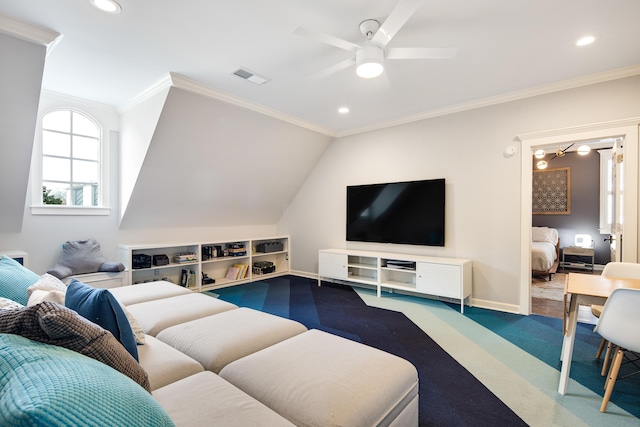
346,178,445,246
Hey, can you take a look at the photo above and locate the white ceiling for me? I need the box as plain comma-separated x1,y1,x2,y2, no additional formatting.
1,0,640,136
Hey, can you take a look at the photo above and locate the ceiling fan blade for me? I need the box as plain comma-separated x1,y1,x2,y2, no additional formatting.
293,26,360,52
306,57,356,81
370,0,424,47
385,47,458,59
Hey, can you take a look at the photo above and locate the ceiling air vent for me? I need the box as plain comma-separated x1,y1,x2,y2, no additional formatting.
232,67,270,85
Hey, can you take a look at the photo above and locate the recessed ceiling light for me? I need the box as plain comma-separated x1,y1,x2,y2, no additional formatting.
338,107,350,114
576,36,595,47
90,0,121,14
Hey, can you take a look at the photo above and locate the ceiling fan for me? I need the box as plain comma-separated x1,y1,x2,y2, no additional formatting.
293,0,458,80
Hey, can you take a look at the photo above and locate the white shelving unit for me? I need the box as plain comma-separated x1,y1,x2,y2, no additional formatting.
318,248,472,312
118,236,289,292
0,250,29,268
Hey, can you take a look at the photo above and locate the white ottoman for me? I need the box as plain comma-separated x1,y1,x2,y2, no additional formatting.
153,372,295,427
110,281,192,306
220,329,419,427
157,307,307,373
127,293,237,336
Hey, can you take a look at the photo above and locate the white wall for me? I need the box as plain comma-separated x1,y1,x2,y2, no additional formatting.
0,33,45,232
0,86,332,274
279,75,640,311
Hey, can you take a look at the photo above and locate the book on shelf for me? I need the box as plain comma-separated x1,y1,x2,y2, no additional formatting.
225,266,241,280
180,269,191,287
233,263,249,279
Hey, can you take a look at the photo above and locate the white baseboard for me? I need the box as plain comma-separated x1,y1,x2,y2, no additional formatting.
470,298,521,314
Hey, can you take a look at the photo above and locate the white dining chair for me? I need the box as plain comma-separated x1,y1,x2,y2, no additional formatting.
593,287,640,412
595,262,640,375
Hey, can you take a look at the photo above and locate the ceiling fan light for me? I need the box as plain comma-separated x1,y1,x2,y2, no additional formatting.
356,46,384,78
537,160,548,170
577,145,591,155
534,149,546,159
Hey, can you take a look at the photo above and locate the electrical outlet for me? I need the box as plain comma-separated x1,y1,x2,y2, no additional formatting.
154,269,159,276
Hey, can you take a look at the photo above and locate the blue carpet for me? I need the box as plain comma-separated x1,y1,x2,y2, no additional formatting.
211,275,527,427
456,305,640,418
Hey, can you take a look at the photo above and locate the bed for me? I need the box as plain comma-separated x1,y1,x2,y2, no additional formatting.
531,227,560,280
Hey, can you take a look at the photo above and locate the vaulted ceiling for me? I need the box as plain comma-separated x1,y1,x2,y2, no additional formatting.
1,0,640,136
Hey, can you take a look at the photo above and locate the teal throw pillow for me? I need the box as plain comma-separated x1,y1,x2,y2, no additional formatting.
0,334,174,427
65,278,138,360
0,256,39,305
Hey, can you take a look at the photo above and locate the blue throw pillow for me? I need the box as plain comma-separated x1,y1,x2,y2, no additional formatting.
0,256,39,306
65,278,138,360
0,334,174,427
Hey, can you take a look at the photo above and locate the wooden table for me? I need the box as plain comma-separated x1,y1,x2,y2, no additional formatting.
559,273,640,394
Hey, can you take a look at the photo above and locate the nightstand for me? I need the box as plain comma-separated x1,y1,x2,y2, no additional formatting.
562,246,595,272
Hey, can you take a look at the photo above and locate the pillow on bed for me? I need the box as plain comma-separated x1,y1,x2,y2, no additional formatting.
532,227,558,245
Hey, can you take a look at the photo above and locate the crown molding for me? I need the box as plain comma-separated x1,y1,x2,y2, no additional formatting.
336,64,640,138
118,74,173,114
515,117,640,143
119,72,336,136
168,73,336,137
0,13,60,53
120,64,640,140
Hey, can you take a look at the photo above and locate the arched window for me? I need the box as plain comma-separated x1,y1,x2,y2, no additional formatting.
41,109,101,206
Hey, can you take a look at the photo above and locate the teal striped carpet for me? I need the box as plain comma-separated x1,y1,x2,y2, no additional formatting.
212,275,640,427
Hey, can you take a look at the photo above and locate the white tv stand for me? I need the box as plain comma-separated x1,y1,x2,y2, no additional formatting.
318,249,472,313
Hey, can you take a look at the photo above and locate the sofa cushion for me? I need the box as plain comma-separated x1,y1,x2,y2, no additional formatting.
65,278,138,360
0,301,150,391
157,307,307,373
138,335,204,391
0,256,39,305
220,329,419,427
153,371,296,427
127,293,238,336
0,334,172,427
109,280,192,306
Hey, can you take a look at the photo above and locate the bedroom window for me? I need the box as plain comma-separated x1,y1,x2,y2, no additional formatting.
41,109,101,207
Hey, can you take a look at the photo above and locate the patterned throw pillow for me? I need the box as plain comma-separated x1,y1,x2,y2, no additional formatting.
122,304,146,345
0,256,39,305
28,289,66,306
0,301,150,391
27,273,67,298
0,334,172,427
27,273,68,305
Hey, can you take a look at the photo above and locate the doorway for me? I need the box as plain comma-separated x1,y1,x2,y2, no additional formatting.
516,119,640,315
529,139,610,318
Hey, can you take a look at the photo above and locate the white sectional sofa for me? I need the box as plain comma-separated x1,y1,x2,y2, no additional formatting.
0,254,419,427
113,281,420,427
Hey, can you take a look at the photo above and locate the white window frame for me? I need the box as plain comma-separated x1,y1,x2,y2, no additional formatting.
30,91,114,216
599,149,613,235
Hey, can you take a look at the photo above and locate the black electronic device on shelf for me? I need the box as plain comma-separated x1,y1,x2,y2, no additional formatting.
256,242,283,253
152,254,169,266
132,254,151,269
